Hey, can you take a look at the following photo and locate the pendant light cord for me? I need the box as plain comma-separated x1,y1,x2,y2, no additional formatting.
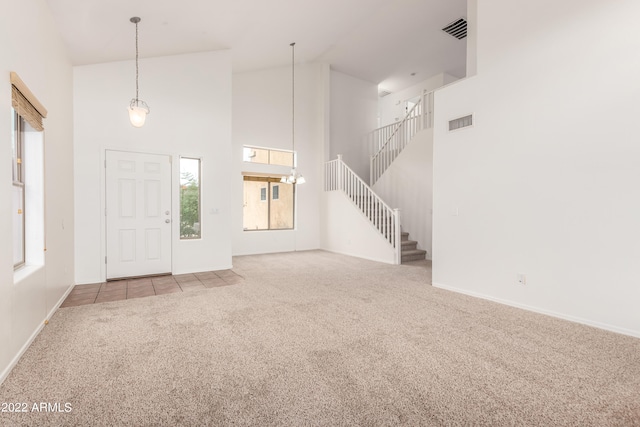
135,20,139,103
130,17,142,104
291,42,295,169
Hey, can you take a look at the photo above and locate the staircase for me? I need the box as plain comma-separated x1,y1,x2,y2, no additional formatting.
324,155,426,264
353,196,427,264
323,90,433,265
370,90,433,185
355,196,426,264
401,232,427,263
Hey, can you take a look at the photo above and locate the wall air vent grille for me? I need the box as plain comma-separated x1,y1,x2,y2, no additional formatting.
378,90,392,98
442,18,467,40
449,114,473,131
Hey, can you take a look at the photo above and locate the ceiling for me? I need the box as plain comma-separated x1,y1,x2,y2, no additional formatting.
45,0,467,93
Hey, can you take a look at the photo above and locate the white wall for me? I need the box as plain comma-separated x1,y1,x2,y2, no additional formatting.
378,73,458,127
373,129,433,259
0,0,75,382
433,0,640,337
232,63,325,255
466,0,478,78
74,51,232,283
330,71,378,181
321,191,396,264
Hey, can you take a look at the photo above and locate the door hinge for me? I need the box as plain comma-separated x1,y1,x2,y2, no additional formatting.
105,256,107,264
104,159,107,168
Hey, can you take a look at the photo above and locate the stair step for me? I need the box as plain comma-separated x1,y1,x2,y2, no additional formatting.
401,249,427,263
401,232,409,242
401,240,418,250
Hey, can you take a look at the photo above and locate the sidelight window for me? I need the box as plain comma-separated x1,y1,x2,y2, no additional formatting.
179,157,201,239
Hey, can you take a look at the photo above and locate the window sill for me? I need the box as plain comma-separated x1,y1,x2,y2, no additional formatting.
14,264,45,285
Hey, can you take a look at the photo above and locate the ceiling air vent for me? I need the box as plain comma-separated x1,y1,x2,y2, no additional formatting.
449,114,473,131
442,18,467,40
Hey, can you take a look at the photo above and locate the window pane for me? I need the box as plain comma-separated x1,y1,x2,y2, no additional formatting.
13,184,24,267
243,179,269,230
269,150,294,167
269,182,293,230
242,146,293,167
12,110,25,268
243,147,269,164
12,110,21,182
179,158,201,239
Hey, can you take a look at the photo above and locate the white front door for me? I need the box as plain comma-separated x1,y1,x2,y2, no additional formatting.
106,150,172,279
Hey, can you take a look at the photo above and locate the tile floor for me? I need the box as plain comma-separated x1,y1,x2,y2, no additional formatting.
61,269,244,308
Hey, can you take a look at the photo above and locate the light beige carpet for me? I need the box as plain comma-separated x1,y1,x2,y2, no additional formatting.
1,250,639,426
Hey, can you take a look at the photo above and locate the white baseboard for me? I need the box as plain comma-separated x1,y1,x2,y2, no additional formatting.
323,248,396,265
48,282,75,320
0,283,75,386
431,282,640,339
0,323,45,386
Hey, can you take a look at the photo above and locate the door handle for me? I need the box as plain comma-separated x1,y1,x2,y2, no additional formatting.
165,219,170,223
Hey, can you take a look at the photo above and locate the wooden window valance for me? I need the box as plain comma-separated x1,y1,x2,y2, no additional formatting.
10,72,47,131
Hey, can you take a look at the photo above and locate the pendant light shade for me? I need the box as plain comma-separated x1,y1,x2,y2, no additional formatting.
128,17,149,127
283,42,304,185
129,100,149,128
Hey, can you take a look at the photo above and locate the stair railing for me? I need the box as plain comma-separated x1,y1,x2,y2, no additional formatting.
325,155,401,264
370,90,434,185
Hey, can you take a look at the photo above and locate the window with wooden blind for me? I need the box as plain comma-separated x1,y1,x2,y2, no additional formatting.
10,72,46,270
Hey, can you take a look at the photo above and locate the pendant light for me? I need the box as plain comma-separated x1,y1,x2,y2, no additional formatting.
281,42,305,185
128,17,149,127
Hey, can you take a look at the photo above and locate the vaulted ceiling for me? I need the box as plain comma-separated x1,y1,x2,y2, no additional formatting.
45,0,467,93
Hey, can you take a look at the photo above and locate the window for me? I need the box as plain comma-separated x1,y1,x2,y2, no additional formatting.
179,157,201,239
243,146,294,167
243,176,294,231
11,73,46,271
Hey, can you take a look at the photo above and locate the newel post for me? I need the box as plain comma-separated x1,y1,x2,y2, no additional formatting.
394,208,402,265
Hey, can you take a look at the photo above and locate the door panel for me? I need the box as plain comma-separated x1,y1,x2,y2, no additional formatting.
106,150,171,279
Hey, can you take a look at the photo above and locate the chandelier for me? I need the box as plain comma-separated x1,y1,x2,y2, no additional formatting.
281,42,305,185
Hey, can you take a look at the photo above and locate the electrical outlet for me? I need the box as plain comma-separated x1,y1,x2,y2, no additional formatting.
517,273,527,285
